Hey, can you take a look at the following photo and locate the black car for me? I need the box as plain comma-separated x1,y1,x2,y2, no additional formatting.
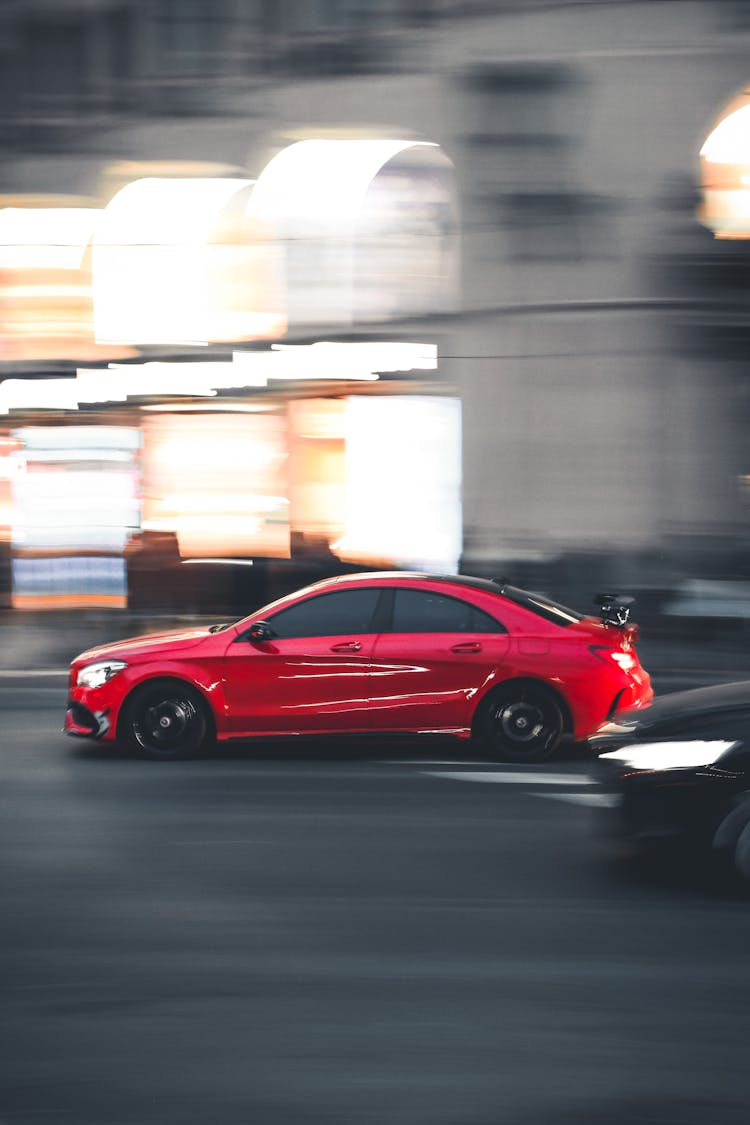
591,681,750,885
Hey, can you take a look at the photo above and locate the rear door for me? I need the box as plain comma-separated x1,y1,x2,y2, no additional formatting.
369,586,510,734
222,586,383,735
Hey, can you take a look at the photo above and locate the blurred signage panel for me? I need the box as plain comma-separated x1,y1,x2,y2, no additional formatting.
93,178,286,346
12,556,127,609
332,395,462,573
247,138,458,331
288,399,346,551
700,87,750,238
141,412,290,559
0,434,22,545
0,202,131,362
10,426,140,609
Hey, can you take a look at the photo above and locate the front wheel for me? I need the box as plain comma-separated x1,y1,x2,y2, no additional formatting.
478,685,563,763
123,681,208,761
733,821,750,885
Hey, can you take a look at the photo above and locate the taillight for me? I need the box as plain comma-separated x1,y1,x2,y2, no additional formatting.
590,645,637,672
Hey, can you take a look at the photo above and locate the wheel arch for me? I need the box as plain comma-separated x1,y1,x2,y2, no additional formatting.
116,675,217,743
471,676,573,740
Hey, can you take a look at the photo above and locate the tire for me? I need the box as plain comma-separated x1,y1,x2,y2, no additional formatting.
734,821,750,884
123,680,208,761
712,798,750,884
478,684,563,763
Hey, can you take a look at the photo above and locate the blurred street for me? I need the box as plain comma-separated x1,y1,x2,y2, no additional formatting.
2,688,750,1125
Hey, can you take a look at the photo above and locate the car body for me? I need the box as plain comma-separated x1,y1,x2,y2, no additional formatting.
592,681,750,883
65,571,652,761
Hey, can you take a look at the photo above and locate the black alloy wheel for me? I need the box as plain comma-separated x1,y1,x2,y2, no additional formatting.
125,681,208,760
481,685,563,763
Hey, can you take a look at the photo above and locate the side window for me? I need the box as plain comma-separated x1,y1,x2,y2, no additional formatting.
391,589,506,633
267,588,381,639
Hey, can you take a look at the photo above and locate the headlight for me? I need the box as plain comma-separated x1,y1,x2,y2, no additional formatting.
76,660,127,689
600,739,738,772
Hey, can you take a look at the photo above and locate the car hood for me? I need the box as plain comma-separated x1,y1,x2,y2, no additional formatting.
75,627,216,664
592,679,750,751
623,679,750,731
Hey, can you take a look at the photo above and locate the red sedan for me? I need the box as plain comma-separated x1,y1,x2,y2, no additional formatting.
65,572,652,762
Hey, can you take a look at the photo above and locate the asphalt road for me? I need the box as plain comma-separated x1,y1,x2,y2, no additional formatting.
2,680,750,1125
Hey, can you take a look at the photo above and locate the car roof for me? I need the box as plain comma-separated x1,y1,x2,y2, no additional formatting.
309,572,504,594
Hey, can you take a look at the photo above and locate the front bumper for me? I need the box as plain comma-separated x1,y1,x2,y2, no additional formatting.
592,759,737,851
64,673,127,741
65,699,111,739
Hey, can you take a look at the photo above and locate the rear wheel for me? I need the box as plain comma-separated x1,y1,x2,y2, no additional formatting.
478,684,563,763
124,680,208,761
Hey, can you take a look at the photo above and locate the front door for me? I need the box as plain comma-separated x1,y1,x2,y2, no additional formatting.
222,586,382,735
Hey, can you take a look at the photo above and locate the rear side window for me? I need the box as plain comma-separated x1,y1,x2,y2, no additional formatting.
390,589,506,634
267,588,381,638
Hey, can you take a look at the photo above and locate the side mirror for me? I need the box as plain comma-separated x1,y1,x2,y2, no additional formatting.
246,620,275,643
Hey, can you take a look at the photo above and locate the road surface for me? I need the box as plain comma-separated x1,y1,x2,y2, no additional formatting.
2,678,749,1125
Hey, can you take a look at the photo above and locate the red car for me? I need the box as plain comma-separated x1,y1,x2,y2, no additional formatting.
65,572,652,762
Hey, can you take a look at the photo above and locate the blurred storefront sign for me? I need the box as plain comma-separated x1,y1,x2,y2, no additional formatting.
9,426,140,609
333,395,462,575
699,85,750,238
134,390,460,586
286,394,462,574
0,435,20,607
141,411,290,560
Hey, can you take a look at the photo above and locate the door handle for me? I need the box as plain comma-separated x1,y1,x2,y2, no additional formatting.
451,642,482,653
331,641,361,652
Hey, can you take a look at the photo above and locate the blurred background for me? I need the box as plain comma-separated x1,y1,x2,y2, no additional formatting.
2,0,750,628
7,9,750,1125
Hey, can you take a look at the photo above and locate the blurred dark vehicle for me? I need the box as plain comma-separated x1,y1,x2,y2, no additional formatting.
592,683,750,885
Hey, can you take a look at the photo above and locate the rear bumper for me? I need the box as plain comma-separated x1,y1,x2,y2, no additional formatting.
609,670,653,719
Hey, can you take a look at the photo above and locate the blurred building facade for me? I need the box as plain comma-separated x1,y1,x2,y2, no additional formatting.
2,0,750,613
